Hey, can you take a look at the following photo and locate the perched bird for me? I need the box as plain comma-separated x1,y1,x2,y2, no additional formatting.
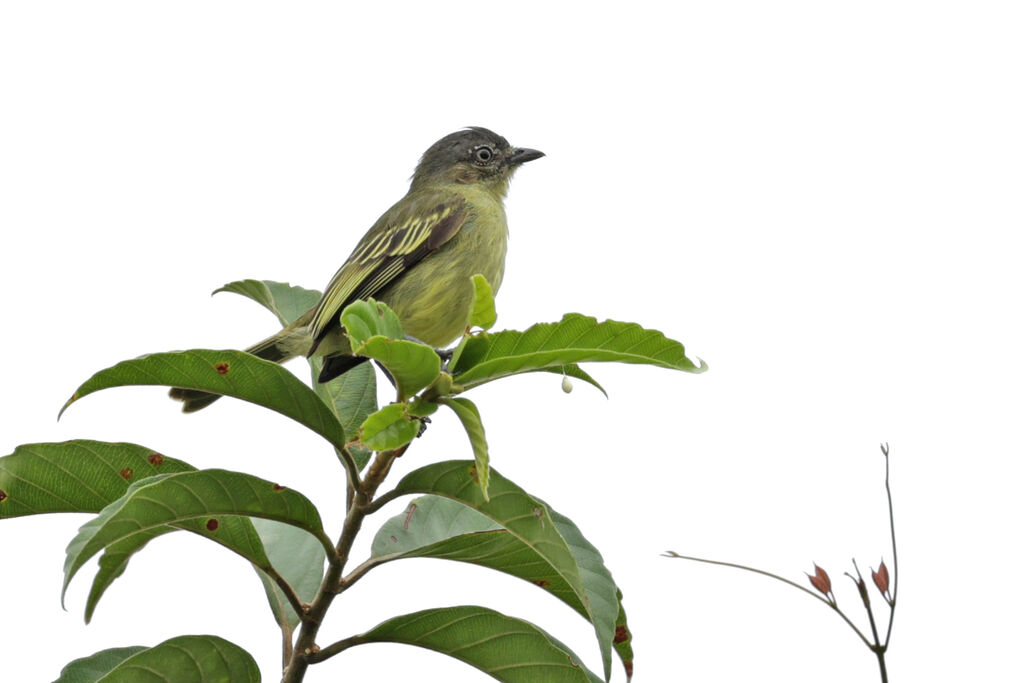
170,127,543,411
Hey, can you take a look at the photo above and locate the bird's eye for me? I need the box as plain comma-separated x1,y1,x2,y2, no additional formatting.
474,146,494,163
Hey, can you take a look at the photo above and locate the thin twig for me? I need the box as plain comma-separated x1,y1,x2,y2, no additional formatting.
362,487,402,515
882,443,898,647
663,552,873,648
305,635,365,664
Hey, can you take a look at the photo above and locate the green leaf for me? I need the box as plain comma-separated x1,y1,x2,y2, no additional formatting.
407,396,439,418
439,398,490,499
0,441,192,519
63,469,330,603
469,273,497,330
312,359,378,450
214,279,320,327
84,526,176,623
215,279,379,463
359,403,420,451
352,606,602,683
91,635,260,682
252,518,326,631
341,299,441,400
370,496,627,681
450,313,707,389
391,461,590,622
355,337,440,401
54,646,146,682
547,507,621,680
340,298,405,345
60,350,347,451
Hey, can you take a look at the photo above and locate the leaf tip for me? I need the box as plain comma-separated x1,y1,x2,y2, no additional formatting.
57,393,79,420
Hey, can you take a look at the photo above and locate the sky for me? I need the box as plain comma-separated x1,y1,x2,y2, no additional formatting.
1,2,1022,681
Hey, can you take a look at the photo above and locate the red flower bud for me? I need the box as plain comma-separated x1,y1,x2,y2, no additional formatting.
872,560,890,595
807,563,831,596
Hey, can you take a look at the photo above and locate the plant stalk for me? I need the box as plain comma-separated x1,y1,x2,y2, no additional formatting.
281,445,407,682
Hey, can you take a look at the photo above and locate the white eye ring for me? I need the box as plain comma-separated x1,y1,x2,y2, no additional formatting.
474,146,494,163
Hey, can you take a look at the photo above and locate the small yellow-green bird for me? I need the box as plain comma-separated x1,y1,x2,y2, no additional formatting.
171,127,543,411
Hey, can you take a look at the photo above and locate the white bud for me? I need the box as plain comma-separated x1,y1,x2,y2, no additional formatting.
561,375,573,393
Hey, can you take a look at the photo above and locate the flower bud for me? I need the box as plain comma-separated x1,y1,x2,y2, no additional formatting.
807,563,832,596
561,375,573,393
872,560,890,595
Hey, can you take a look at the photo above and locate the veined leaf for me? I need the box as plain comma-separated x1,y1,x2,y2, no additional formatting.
360,403,420,452
349,606,602,683
0,441,192,519
451,313,706,389
370,496,627,681
214,279,320,327
54,646,147,682
391,461,590,623
216,278,379,460
354,337,440,401
439,398,489,499
60,350,347,451
340,299,405,345
63,469,331,603
63,635,261,682
341,299,441,400
312,359,377,453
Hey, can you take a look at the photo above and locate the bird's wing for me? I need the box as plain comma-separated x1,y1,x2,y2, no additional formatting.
308,192,468,351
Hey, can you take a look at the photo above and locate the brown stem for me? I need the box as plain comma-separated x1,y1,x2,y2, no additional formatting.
881,443,898,647
875,648,889,683
281,444,409,682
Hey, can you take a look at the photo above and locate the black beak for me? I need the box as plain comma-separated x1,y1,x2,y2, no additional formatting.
506,147,545,166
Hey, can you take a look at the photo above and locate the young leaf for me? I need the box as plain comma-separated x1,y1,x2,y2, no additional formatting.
54,646,147,682
439,397,490,499
60,350,347,451
450,313,707,389
370,496,627,681
340,298,405,345
63,469,332,602
390,461,590,620
0,441,192,519
354,337,440,401
82,635,260,682
214,278,321,327
350,606,603,683
360,403,420,452
469,273,497,330
340,299,441,400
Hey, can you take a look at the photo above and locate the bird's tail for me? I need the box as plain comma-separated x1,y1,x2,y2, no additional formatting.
168,330,297,412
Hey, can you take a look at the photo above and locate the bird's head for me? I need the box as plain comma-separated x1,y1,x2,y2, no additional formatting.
411,127,544,194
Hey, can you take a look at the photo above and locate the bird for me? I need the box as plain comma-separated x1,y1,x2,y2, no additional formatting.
170,127,544,412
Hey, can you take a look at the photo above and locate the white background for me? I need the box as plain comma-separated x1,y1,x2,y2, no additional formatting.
1,2,1021,681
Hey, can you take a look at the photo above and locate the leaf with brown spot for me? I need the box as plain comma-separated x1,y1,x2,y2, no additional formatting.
59,350,348,452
